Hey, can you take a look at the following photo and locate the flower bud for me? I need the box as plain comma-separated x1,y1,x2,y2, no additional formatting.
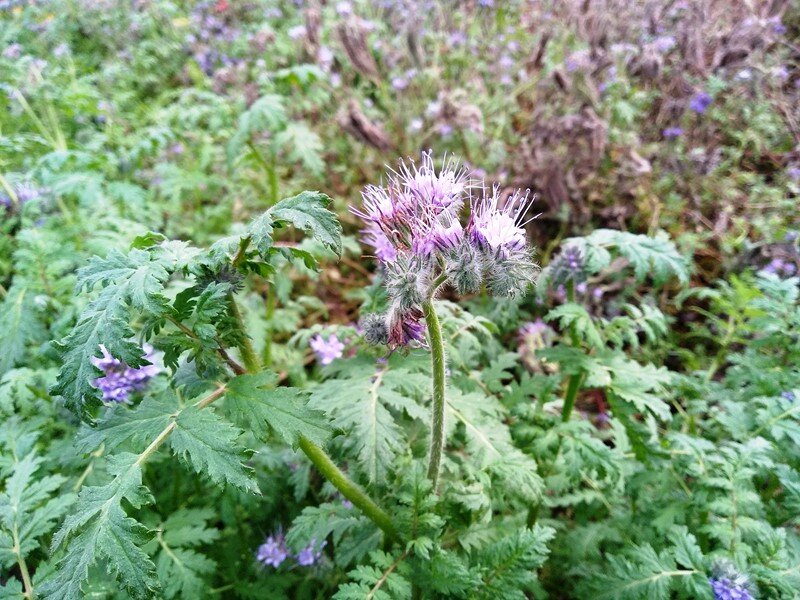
360,313,389,346
549,244,586,286
445,242,484,295
387,307,426,349
383,255,430,309
485,250,537,297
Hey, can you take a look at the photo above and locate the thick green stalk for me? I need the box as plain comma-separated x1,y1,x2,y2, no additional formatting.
423,297,446,489
297,436,398,541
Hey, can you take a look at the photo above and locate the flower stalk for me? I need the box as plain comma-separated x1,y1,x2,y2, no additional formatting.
297,436,398,541
423,295,446,489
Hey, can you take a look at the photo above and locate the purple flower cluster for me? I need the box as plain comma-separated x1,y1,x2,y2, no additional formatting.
256,532,326,568
689,91,712,114
517,319,556,373
309,333,345,365
256,533,289,567
550,244,586,286
709,561,755,600
762,258,797,278
663,126,684,139
186,1,243,76
91,344,161,403
0,182,45,212
353,153,537,348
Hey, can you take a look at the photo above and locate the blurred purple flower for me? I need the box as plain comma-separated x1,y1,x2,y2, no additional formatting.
663,127,683,139
91,344,161,403
296,539,327,566
310,334,345,366
689,92,712,114
257,533,289,568
3,43,22,59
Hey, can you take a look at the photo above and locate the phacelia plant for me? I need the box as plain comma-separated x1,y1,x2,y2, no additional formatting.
353,152,538,486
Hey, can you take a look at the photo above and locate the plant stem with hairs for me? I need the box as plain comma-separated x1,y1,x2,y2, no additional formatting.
424,273,449,489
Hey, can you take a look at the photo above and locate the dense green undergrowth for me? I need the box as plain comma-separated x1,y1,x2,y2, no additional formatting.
2,1,800,599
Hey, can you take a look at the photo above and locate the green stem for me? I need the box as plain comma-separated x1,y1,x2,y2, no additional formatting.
263,285,276,367
228,296,261,373
423,298,446,489
297,436,398,541
229,304,397,541
12,525,34,599
246,141,278,204
561,372,585,422
561,280,583,422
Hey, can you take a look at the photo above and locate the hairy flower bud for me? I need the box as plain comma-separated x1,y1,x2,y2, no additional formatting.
485,249,538,298
387,307,426,349
445,242,484,295
549,244,586,286
360,313,389,345
384,255,430,309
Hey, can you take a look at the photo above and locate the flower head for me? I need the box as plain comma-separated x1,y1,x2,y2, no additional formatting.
353,153,538,347
663,126,684,139
296,539,327,567
91,344,160,403
549,244,586,286
257,532,289,568
468,188,534,256
689,92,712,114
309,334,345,366
708,561,755,600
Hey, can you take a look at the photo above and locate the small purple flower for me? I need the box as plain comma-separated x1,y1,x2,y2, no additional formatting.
518,319,549,340
652,35,676,53
709,561,755,600
689,92,712,114
287,25,306,40
3,43,22,59
309,334,345,366
257,532,289,568
391,75,409,91
663,126,684,139
781,391,796,402
788,166,800,182
768,17,787,35
388,308,426,349
91,344,161,403
296,539,327,566
438,123,453,137
469,188,534,256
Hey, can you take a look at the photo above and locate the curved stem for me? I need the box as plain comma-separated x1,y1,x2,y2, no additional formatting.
423,298,446,489
297,436,398,541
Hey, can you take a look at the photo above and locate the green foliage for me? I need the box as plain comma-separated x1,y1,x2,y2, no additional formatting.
3,2,800,598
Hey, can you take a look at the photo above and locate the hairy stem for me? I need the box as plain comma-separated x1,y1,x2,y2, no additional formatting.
423,297,447,489
297,436,398,541
228,295,261,373
561,280,583,422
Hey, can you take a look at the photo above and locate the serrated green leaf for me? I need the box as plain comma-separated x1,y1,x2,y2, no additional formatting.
225,371,330,447
268,191,342,257
170,405,258,493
